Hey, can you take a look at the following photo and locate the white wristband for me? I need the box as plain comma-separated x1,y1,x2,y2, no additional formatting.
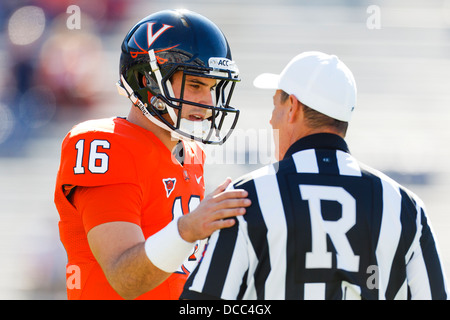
144,218,196,273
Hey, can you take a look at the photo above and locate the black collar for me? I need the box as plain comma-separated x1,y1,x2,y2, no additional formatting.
284,133,350,159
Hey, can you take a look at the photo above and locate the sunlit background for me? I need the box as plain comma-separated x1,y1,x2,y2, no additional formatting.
1,0,450,299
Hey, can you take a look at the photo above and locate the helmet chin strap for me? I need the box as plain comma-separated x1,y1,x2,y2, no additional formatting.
148,50,179,125
117,74,173,133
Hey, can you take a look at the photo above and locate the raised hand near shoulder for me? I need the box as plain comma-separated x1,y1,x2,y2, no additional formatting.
178,178,251,243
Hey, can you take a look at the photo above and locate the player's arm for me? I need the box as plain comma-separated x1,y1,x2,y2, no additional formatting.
87,221,169,299
85,178,250,300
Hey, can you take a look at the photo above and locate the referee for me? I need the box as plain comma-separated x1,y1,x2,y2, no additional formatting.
180,51,448,300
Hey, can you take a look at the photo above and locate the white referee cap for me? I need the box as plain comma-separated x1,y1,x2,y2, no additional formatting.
253,51,357,122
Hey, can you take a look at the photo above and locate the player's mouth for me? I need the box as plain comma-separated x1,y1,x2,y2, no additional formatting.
188,114,205,121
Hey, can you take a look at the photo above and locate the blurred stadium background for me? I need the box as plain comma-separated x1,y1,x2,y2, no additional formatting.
1,0,450,299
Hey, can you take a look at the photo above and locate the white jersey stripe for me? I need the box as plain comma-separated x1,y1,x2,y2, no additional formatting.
293,149,319,173
405,201,422,265
189,228,219,292
239,215,258,300
221,222,250,299
375,177,403,300
407,244,432,299
253,164,287,299
394,280,408,300
336,150,362,176
304,283,326,300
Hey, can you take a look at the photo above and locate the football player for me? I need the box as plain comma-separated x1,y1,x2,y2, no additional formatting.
54,9,250,300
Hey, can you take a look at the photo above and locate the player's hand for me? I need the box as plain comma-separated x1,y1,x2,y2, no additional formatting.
178,177,251,243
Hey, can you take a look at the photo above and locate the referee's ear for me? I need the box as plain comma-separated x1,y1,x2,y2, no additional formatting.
287,94,303,124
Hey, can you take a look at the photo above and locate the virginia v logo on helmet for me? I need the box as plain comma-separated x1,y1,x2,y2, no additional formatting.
117,9,241,145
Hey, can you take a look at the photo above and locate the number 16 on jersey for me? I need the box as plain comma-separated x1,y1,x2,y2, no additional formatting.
74,139,111,174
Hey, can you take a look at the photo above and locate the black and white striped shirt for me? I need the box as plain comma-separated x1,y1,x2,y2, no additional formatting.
181,133,448,300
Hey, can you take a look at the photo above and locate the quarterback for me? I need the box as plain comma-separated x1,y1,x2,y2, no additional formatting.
54,9,249,300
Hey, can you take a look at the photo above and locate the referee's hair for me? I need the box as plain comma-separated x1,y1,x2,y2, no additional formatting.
280,90,349,136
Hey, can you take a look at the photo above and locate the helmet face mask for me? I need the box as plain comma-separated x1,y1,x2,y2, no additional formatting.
117,9,240,145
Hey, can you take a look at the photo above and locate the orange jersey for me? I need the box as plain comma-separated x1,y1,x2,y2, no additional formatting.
54,117,205,300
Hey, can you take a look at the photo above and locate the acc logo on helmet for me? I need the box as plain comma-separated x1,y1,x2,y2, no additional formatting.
208,57,238,72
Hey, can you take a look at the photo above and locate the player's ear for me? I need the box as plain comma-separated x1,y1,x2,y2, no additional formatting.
287,95,302,123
